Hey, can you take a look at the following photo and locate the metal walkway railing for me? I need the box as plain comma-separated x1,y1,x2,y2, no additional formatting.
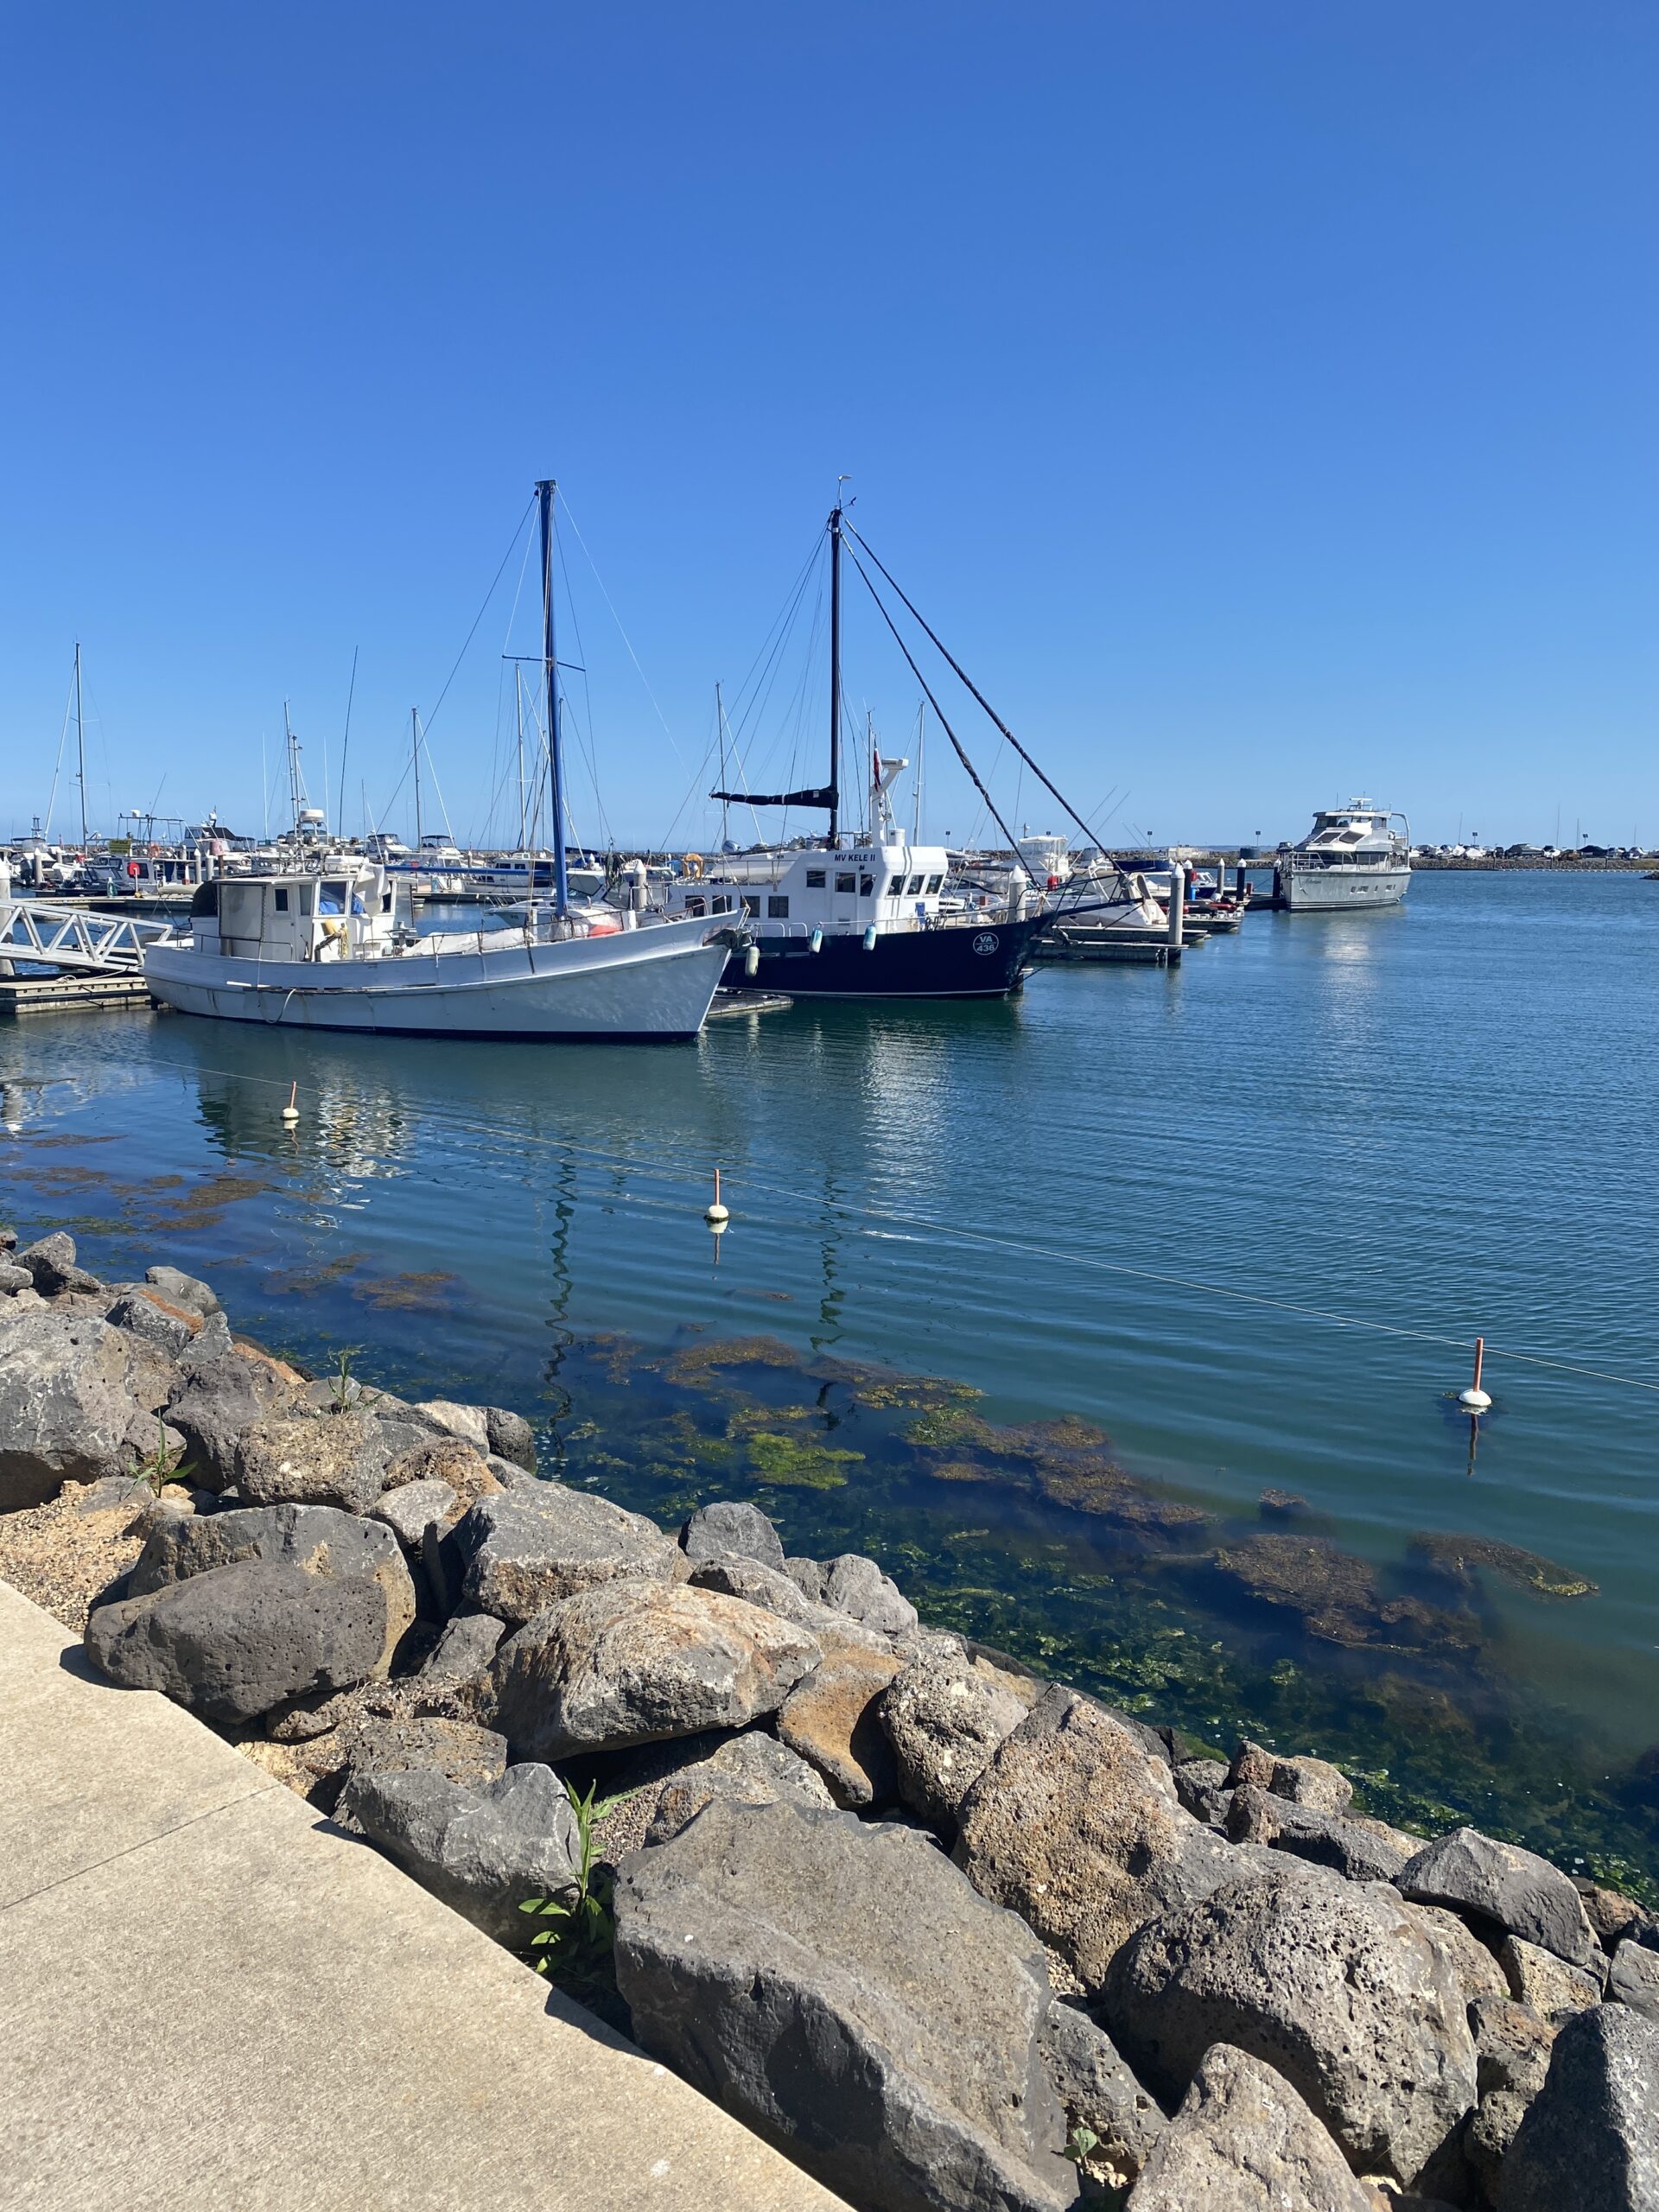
0,899,180,975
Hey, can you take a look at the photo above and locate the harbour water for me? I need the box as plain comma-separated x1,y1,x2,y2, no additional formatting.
4,869,1657,1883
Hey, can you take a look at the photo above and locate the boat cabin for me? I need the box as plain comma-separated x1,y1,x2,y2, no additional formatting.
1290,802,1408,869
666,837,951,940
188,865,404,963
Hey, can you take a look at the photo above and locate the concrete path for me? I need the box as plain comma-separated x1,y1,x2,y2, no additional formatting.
0,1578,846,2211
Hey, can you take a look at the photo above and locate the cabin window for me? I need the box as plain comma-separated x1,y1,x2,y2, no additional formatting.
887,874,905,896
686,896,706,918
860,876,874,897
273,887,289,912
836,872,855,893
380,892,393,913
713,895,731,914
767,895,789,918
907,874,925,895
925,874,944,893
806,869,826,888
741,895,760,917
319,881,348,915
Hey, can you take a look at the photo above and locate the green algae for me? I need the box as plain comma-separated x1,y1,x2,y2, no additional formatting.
746,1429,864,1489
1409,1532,1599,1600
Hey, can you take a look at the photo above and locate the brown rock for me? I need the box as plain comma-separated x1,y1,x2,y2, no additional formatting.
381,1436,501,1523
1227,1738,1354,1815
777,1647,905,1808
1405,1903,1511,2005
1500,1933,1605,2019
1465,1994,1557,2196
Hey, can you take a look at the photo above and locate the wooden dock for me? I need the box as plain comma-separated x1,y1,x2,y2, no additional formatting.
0,972,154,1017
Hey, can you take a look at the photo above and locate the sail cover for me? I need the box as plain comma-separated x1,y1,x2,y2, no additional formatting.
709,785,835,810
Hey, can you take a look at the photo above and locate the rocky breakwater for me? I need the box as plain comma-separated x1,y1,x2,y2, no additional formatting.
3,1225,1659,2212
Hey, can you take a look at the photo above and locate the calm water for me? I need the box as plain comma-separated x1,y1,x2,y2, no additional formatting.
4,872,1657,1883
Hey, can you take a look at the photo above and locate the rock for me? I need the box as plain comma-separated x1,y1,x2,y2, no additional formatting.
165,1351,294,1491
248,1692,506,1813
454,1485,680,1624
144,1263,222,1317
881,1641,1039,1827
614,1797,1076,2212
680,1498,786,1572
822,1551,918,1636
123,1502,416,1679
1579,1881,1655,1954
336,1761,577,1942
420,1611,505,1682
1408,1903,1512,2005
104,1287,214,1363
369,1478,458,1548
1103,1857,1477,2186
86,1516,418,1725
1498,2004,1659,2211
685,1551,827,1626
784,1555,826,1603
1400,1827,1603,1974
1227,1738,1354,1815
955,1685,1238,1992
483,1406,536,1471
1500,1934,1605,2018
1124,2041,1381,2211
1466,1996,1558,2198
645,1730,836,1844
16,1230,102,1295
233,1408,392,1516
410,1398,492,1451
1173,1758,1233,1825
0,1261,33,1294
1039,2002,1166,2196
382,1435,500,1513
777,1647,905,1807
0,1307,149,1510
1227,1782,1414,1883
1610,1939,1659,2022
494,1580,821,1761
125,1487,196,1541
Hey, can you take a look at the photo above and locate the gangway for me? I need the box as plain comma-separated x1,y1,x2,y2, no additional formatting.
0,898,181,976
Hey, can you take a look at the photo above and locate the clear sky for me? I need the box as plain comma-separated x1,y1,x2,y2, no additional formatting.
3,3,1654,852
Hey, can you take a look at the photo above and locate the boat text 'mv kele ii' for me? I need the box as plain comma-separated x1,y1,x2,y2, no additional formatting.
665,501,1109,999
143,481,733,1039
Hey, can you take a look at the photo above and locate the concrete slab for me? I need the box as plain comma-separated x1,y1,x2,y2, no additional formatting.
0,1579,846,2211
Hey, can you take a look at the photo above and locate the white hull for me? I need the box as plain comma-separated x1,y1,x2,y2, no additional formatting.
1281,866,1409,912
144,917,728,1039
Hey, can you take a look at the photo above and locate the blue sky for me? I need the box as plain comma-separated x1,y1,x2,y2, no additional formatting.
3,3,1654,850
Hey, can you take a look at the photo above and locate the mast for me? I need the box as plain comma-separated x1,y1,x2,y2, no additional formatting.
912,700,925,845
73,642,87,849
537,478,569,918
827,500,842,848
283,702,303,839
410,708,423,850
715,680,728,850
514,669,528,855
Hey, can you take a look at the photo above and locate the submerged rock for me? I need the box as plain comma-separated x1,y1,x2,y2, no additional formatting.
1213,1532,1478,1651
613,1798,1076,2212
493,1580,821,1761
1124,2041,1381,2212
1103,1857,1477,2187
337,1762,579,1943
1499,2004,1659,2211
955,1684,1236,1993
1399,1827,1604,1974
1409,1530,1599,1599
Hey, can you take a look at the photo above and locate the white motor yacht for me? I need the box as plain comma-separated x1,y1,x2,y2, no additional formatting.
1279,801,1411,911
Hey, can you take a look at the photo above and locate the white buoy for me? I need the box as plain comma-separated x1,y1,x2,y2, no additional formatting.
1459,1335,1492,1413
705,1166,730,1225
280,1082,301,1125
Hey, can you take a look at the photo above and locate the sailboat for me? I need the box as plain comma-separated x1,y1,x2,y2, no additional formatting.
664,500,1052,998
143,481,734,1039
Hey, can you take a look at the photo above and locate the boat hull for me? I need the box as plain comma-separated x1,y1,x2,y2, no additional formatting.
1280,867,1410,912
731,915,1048,999
143,920,729,1039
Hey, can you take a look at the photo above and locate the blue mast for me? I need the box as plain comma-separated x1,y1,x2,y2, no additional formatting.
536,478,569,918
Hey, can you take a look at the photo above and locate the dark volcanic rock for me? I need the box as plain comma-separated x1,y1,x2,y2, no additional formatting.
679,1498,786,1573
144,1263,222,1318
338,1762,580,1943
0,1307,147,1509
233,1408,392,1516
493,1580,821,1761
1226,1738,1354,1815
1173,1758,1233,1827
645,1731,836,1845
881,1642,1039,1828
16,1230,102,1295
1125,2041,1381,2212
1610,1938,1659,2022
165,1350,295,1491
821,1552,919,1636
1498,2004,1659,2211
454,1485,679,1624
1103,1857,1477,2186
684,1552,830,1629
1466,1995,1558,2199
1400,1826,1603,1974
1500,1934,1605,2018
1226,1780,1415,1883
1038,2002,1166,2196
419,1611,506,1683
613,1797,1076,2212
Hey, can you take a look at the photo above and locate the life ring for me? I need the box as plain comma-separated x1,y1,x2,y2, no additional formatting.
126,861,141,879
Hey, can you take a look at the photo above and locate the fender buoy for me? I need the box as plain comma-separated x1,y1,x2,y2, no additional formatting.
126,861,141,878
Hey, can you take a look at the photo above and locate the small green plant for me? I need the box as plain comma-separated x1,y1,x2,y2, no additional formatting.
1065,2123,1100,2166
327,1345,378,1413
126,1414,194,1500
517,1778,635,1998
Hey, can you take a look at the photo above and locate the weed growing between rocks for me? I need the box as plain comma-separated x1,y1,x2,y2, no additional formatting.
517,1777,634,2012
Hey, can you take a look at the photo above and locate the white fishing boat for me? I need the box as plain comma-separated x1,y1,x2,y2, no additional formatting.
1279,801,1411,911
143,480,734,1040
